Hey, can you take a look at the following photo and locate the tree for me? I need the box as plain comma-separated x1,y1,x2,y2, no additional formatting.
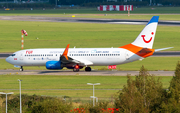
160,61,180,112
115,66,164,112
170,61,180,102
115,75,143,113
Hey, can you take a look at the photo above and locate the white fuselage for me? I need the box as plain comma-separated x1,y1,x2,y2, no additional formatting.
6,48,142,67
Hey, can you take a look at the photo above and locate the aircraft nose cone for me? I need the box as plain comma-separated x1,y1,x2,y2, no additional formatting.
6,57,11,63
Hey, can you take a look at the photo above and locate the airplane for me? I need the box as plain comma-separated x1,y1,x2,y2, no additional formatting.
6,16,173,72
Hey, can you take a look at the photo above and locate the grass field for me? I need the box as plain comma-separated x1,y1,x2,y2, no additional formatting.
0,20,179,52
71,14,180,21
0,75,173,98
1,57,180,71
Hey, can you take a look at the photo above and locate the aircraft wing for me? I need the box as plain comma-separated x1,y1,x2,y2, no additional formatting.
71,57,93,66
155,47,173,52
61,55,93,66
60,44,93,66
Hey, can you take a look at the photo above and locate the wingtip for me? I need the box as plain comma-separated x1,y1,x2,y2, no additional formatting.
67,44,70,48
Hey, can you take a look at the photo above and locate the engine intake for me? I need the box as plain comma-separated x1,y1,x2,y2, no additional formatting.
46,61,63,70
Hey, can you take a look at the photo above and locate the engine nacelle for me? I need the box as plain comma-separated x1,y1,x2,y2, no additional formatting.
46,61,63,70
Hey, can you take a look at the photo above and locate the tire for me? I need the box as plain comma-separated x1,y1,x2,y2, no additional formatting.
85,67,91,72
20,68,23,71
73,68,79,72
20,66,23,71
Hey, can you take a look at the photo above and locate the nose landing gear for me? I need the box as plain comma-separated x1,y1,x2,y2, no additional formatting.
19,66,23,71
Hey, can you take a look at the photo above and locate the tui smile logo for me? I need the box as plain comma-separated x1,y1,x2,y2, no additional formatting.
141,32,154,43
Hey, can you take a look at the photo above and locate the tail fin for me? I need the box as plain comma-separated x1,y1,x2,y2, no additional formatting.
131,16,159,49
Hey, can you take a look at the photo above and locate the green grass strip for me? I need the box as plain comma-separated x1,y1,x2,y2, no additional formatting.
0,75,173,97
0,21,178,52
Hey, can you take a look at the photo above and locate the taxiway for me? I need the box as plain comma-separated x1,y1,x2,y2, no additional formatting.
0,70,174,76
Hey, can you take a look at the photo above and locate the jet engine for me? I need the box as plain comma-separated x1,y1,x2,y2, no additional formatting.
46,61,63,69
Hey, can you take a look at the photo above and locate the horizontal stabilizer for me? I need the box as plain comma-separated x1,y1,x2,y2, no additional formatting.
155,47,173,52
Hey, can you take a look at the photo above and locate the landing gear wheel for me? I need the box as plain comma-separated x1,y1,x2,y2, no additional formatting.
20,66,23,71
73,64,80,72
73,68,79,72
85,67,91,72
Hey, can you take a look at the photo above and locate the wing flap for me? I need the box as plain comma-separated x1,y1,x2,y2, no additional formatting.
72,58,93,66
61,56,93,66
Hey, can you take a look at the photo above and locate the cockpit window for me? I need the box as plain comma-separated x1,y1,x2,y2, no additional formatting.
11,54,16,56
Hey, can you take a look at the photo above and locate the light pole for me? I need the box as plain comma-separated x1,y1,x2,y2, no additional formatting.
0,92,14,113
87,83,100,107
18,79,22,113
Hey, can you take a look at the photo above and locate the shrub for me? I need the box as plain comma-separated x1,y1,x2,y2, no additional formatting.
7,94,72,113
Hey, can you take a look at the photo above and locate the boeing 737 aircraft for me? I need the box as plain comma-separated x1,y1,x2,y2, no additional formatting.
6,16,172,72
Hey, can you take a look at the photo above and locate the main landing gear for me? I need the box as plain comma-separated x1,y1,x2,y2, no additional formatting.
85,67,91,72
73,65,80,72
19,66,23,71
73,65,92,72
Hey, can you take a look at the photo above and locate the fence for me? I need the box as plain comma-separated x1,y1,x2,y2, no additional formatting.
98,5,133,11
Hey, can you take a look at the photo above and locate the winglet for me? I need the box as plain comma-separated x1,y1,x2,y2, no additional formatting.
62,44,70,60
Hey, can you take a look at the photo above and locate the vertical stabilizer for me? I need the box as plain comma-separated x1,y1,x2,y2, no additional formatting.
131,16,159,49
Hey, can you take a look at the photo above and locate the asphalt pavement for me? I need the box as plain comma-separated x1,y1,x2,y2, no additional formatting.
0,70,174,76
0,16,180,26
